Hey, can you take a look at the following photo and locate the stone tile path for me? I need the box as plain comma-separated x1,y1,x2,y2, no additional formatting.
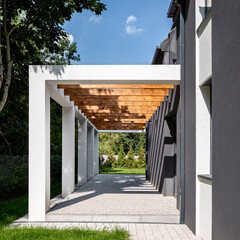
11,174,201,239
48,174,179,223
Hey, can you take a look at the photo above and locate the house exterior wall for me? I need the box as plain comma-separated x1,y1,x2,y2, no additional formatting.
183,0,197,233
212,1,240,239
146,87,180,197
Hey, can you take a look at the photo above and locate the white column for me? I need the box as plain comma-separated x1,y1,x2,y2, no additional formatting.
87,126,94,180
78,119,87,185
62,107,75,198
29,81,50,221
93,130,99,176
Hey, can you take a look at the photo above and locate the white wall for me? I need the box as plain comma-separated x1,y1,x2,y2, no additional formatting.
195,1,212,239
199,179,212,240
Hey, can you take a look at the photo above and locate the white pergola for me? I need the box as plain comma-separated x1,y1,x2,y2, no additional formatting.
29,65,180,221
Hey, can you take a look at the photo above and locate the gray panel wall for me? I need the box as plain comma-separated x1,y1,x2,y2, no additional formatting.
183,0,196,233
212,1,240,239
146,88,179,197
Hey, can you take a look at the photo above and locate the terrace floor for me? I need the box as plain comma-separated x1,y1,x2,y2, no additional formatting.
12,174,200,239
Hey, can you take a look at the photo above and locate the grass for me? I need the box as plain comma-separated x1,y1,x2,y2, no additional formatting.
99,167,145,175
0,183,61,227
0,182,129,239
0,227,129,240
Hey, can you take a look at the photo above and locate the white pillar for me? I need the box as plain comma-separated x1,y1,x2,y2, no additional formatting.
78,119,87,185
87,126,94,180
29,82,50,221
93,130,99,176
62,107,75,198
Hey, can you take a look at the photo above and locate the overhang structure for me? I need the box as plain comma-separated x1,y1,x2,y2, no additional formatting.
29,65,180,221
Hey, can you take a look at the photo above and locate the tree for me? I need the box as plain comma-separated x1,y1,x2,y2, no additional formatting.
104,150,115,168
125,145,135,168
134,146,145,168
115,144,125,167
0,37,81,155
0,0,106,114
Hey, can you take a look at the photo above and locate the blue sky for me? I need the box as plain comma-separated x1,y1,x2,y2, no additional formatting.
64,0,172,65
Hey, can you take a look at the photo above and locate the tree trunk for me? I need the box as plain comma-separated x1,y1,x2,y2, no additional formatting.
0,0,12,113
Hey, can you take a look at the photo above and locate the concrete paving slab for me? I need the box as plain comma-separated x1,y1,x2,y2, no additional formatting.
47,174,179,223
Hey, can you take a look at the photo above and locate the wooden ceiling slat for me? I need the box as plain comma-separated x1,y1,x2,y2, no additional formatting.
58,84,174,89
78,106,158,111
80,109,155,114
90,119,147,124
85,113,152,117
70,96,165,102
86,115,152,120
65,88,168,96
57,83,172,130
74,101,162,106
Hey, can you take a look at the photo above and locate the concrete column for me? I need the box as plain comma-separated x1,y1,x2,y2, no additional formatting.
78,119,87,185
87,126,94,180
62,107,75,198
29,82,50,221
93,130,99,176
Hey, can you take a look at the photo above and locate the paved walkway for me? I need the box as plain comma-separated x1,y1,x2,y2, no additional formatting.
11,174,200,239
48,174,179,223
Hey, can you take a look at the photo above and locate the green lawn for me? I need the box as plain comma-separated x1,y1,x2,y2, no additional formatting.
0,227,129,240
0,182,129,239
0,183,61,227
99,167,145,175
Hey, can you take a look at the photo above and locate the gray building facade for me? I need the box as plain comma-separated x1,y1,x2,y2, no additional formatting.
147,0,240,239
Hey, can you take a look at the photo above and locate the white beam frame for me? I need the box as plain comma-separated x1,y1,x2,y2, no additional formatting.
29,65,180,222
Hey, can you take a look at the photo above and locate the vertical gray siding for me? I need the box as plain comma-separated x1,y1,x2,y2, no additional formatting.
183,0,196,233
212,1,240,239
146,87,179,197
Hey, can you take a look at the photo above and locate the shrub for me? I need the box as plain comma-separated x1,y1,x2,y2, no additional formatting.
124,146,135,168
103,151,115,167
133,146,145,168
0,155,62,201
114,144,125,167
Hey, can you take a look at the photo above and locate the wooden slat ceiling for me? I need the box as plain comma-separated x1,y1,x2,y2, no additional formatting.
58,84,173,130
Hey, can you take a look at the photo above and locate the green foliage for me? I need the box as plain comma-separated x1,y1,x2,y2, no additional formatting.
99,167,145,175
124,146,135,168
0,156,28,200
113,144,125,168
0,183,61,227
0,0,106,155
133,146,146,168
104,151,115,168
0,155,62,201
99,133,146,156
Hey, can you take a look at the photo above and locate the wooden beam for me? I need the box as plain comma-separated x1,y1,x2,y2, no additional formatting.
90,119,147,124
80,109,155,114
58,84,174,89
98,127,144,130
70,96,165,102
78,105,158,111
85,113,152,119
65,88,168,96
74,101,162,107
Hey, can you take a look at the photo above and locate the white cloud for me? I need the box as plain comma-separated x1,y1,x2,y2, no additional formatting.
125,15,143,34
126,25,143,34
67,34,74,44
89,15,102,23
126,15,137,24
